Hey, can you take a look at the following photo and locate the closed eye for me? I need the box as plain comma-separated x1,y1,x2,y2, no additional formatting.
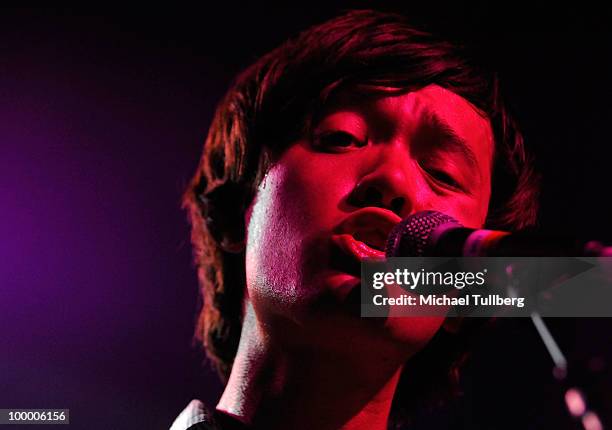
422,166,463,191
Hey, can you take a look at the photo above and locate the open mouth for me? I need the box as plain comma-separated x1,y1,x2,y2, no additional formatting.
352,228,387,253
332,207,401,262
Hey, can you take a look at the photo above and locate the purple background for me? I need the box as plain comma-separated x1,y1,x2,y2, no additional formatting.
1,4,611,429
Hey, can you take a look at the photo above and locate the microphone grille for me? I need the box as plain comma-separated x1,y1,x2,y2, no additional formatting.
385,210,460,257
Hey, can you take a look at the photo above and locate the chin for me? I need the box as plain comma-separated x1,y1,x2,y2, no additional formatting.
381,316,446,352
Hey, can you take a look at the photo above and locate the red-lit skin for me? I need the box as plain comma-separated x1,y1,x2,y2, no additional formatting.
217,84,494,430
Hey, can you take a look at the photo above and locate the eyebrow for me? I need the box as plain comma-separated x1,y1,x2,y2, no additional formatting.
422,110,480,170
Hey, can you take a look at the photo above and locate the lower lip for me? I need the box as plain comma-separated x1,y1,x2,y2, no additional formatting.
332,234,386,261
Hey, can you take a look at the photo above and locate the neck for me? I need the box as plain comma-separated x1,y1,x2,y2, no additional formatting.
217,303,404,430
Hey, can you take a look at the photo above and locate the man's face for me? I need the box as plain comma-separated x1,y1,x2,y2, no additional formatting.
245,84,493,357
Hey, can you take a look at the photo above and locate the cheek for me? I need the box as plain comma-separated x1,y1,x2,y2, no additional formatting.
259,144,359,231
244,165,301,302
385,316,446,354
431,194,490,229
414,184,489,230
243,144,357,309
462,181,492,228
421,173,491,229
283,149,357,211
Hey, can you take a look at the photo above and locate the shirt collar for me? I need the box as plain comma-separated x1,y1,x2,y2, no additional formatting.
169,399,215,430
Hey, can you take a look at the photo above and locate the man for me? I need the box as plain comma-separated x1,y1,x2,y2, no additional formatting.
177,10,539,430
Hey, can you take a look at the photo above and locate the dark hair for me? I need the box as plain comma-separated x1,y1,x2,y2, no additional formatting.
183,9,540,423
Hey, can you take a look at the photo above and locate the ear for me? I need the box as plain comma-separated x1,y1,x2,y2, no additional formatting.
219,236,246,253
208,211,247,254
197,181,248,254
442,316,464,334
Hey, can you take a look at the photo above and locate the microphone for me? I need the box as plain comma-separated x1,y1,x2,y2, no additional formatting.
385,210,590,257
385,211,609,429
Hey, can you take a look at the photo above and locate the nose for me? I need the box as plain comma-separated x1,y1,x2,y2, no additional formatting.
347,144,416,218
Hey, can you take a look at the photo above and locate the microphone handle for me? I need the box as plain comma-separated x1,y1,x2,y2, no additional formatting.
433,228,586,257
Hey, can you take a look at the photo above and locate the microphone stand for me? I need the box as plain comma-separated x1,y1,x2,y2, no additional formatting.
505,264,605,430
